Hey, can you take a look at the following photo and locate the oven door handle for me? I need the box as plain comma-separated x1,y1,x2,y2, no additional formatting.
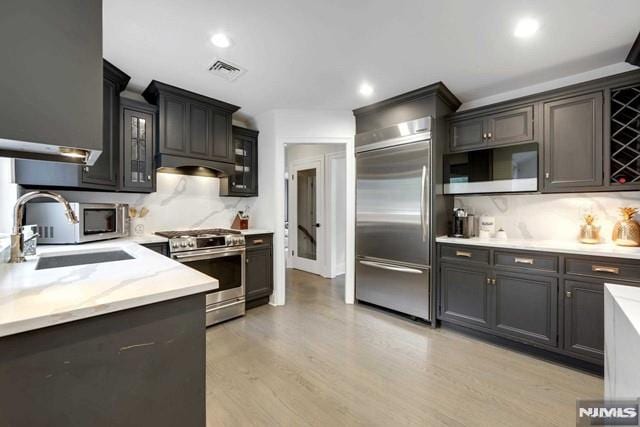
173,248,245,262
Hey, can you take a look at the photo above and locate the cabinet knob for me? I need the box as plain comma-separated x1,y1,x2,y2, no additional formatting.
566,291,572,298
246,258,249,263
545,172,550,179
482,133,487,140
487,132,493,139
486,277,491,285
147,175,152,181
83,166,89,172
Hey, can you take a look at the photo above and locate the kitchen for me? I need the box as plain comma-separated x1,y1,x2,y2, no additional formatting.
1,0,640,425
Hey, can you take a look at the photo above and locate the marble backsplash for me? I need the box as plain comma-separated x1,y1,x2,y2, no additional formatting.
454,191,640,242
50,173,256,235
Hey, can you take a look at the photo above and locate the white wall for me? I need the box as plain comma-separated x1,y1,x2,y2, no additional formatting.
285,144,346,278
455,191,640,242
251,109,355,306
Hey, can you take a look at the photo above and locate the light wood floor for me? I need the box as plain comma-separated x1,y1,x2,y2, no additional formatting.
205,269,602,426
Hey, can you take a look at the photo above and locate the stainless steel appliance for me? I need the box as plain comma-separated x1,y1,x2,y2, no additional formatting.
156,229,246,326
450,208,474,238
443,143,538,194
25,202,129,244
355,116,432,321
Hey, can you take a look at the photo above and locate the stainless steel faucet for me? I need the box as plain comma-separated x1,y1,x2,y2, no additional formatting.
9,190,79,263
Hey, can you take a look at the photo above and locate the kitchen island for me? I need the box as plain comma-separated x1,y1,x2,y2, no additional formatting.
0,240,216,426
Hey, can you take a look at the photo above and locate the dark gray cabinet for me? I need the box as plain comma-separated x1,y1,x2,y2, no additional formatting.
142,81,240,170
449,105,534,152
141,242,169,257
439,262,491,328
13,61,131,191
220,127,259,197
245,234,273,308
493,271,557,346
120,98,156,192
543,92,603,191
563,279,604,362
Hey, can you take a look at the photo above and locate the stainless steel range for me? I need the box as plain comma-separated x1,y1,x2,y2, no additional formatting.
156,228,246,326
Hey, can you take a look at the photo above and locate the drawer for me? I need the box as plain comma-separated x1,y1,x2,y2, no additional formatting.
440,245,490,264
245,233,272,248
565,257,640,282
494,251,558,273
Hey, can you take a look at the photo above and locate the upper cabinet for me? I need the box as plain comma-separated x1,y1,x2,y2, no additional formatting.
542,92,603,192
120,98,157,192
142,81,240,172
449,105,534,152
220,126,259,197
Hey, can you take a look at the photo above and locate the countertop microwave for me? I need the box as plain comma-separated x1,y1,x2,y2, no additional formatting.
443,143,538,195
25,202,130,244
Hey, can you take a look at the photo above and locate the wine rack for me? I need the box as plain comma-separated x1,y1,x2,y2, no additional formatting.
610,84,640,185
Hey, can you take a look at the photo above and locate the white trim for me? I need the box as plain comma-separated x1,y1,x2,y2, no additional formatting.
325,151,347,278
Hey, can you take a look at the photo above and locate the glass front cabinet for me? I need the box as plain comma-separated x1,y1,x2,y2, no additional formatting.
220,126,259,197
120,98,156,192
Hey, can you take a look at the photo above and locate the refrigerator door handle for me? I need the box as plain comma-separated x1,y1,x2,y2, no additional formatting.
359,260,424,275
420,165,428,242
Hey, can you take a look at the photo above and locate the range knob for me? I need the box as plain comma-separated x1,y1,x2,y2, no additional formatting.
172,243,179,249
188,241,195,247
180,242,187,248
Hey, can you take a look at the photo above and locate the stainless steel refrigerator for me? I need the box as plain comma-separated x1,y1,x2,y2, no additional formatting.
355,116,432,321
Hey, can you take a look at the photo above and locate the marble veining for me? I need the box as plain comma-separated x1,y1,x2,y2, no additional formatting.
455,191,640,242
604,284,640,400
0,241,217,337
51,172,257,235
436,236,640,260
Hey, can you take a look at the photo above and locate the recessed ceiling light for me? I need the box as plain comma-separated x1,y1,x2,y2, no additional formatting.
359,82,374,97
211,33,231,48
514,18,540,38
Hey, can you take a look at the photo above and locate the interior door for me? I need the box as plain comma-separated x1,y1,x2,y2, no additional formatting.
356,141,430,266
290,159,324,275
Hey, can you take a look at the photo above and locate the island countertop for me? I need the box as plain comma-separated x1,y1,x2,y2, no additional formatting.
0,241,217,338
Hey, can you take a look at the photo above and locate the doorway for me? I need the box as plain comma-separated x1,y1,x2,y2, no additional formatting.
284,143,347,286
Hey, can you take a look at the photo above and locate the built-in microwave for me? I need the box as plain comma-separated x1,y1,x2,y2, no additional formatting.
25,202,130,244
443,143,538,195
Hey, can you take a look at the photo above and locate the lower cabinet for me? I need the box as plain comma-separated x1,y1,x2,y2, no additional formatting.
438,244,640,368
493,271,557,346
563,279,604,362
141,242,169,257
439,263,491,328
245,234,273,308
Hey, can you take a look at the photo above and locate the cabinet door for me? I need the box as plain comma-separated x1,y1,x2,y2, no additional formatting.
209,109,233,162
245,247,273,302
439,263,491,328
485,105,534,146
188,102,210,158
82,79,119,188
543,92,603,191
160,95,188,155
122,108,154,191
493,271,557,346
449,118,486,152
563,280,604,361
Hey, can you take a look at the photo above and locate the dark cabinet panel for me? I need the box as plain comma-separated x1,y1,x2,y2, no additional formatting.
120,98,156,193
163,96,189,155
220,127,259,197
563,280,604,361
485,106,534,146
543,92,603,191
211,111,232,161
493,271,557,346
245,237,273,305
439,263,490,328
188,103,210,158
450,118,486,151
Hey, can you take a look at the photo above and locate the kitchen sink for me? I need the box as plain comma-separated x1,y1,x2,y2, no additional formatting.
35,250,134,270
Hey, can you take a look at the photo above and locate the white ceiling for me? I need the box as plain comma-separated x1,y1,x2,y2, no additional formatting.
104,0,640,119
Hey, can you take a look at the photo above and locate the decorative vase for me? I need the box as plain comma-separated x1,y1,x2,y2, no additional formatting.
579,214,601,244
612,207,640,247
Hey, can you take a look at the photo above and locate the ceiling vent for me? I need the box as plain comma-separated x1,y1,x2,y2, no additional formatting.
208,58,246,82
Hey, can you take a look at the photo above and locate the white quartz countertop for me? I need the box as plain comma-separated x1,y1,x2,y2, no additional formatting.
606,284,640,335
235,229,273,236
0,240,217,337
436,236,640,260
121,234,169,244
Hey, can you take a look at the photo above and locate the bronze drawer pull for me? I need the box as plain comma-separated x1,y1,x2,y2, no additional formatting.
514,257,534,265
592,265,620,274
456,250,472,258
253,239,264,245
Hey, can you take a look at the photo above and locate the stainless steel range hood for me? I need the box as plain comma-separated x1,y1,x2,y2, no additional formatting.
0,0,103,166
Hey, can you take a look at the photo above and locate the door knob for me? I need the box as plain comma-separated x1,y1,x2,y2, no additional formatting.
314,223,321,228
